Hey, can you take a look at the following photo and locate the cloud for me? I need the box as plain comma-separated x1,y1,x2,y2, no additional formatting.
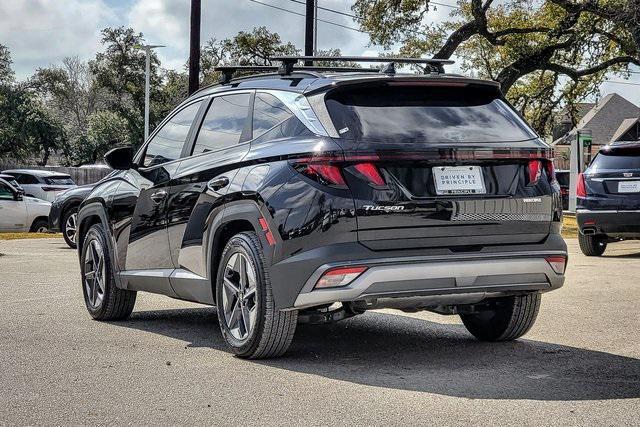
0,0,117,79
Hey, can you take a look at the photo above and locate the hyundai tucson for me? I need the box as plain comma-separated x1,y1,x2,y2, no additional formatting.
76,57,567,359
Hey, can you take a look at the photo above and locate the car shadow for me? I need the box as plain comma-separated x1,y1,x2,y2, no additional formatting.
111,307,640,401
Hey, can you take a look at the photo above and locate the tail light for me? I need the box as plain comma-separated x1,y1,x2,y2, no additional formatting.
576,173,587,197
528,160,542,185
41,186,68,192
353,163,385,186
315,266,368,289
292,154,386,188
545,256,567,274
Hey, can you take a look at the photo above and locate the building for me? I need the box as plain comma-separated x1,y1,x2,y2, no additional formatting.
552,93,640,168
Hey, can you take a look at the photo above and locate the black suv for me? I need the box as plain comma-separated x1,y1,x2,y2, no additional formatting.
77,57,567,359
577,141,640,256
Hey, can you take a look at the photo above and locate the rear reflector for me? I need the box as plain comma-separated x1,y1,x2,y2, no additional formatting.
545,256,567,274
258,217,276,246
315,266,368,289
576,173,587,197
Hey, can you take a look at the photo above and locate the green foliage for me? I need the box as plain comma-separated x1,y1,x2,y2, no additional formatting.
0,82,66,165
0,44,14,83
200,26,299,85
63,110,130,166
90,27,164,148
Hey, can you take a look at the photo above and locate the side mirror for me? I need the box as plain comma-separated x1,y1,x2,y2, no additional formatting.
13,191,23,201
104,146,134,170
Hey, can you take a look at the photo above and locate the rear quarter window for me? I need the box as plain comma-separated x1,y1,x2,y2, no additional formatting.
44,176,75,185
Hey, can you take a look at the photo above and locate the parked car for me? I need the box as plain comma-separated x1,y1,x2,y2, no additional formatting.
0,173,24,195
0,178,51,232
555,169,569,210
76,57,567,359
1,169,77,202
49,184,97,248
576,141,640,256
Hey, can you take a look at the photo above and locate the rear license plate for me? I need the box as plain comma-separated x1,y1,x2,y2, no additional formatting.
433,166,486,195
618,181,640,193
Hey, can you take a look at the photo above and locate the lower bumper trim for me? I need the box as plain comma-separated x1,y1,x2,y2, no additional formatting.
293,256,564,309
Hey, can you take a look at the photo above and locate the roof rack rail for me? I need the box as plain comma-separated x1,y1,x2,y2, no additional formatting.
271,55,454,75
214,64,380,84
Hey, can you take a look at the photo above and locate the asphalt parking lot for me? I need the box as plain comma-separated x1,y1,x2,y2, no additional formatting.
1,237,639,425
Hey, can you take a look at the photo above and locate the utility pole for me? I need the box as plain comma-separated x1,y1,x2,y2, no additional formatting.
304,0,315,65
135,44,164,141
313,0,318,55
188,0,202,95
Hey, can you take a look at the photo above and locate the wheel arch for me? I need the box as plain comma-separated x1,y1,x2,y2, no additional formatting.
29,216,50,232
206,199,276,304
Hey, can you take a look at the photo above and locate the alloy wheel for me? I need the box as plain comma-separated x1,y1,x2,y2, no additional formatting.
65,212,77,243
222,252,258,341
84,238,106,308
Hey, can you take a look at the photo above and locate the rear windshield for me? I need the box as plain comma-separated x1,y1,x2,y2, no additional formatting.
592,150,640,170
325,84,537,144
44,176,75,185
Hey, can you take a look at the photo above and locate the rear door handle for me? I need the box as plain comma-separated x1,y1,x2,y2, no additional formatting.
207,176,230,192
150,190,167,203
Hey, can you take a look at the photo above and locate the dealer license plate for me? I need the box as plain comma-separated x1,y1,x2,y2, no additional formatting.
433,166,486,195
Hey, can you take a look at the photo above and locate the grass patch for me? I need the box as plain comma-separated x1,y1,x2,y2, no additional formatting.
562,215,578,239
0,232,62,240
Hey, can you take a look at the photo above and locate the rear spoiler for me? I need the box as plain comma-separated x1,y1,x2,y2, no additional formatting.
304,75,501,96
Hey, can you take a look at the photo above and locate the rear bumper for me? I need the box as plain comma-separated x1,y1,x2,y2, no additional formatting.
293,253,565,309
576,209,640,237
270,233,567,310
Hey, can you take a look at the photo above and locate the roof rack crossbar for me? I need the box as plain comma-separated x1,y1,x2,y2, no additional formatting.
272,55,454,75
214,65,381,85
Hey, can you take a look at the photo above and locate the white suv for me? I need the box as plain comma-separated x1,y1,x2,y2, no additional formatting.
0,178,51,232
1,169,76,202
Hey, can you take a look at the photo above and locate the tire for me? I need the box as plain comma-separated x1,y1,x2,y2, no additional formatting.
578,233,607,256
80,223,136,320
216,232,297,359
61,207,79,249
29,219,49,233
460,293,541,342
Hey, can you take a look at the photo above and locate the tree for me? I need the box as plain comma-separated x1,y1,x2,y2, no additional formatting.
32,57,105,164
63,110,130,166
0,43,14,83
90,27,164,147
352,0,640,135
200,27,299,85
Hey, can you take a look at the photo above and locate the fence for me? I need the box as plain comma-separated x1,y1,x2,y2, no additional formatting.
0,164,112,186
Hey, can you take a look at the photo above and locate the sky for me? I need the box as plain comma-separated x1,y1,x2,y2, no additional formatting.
0,0,639,104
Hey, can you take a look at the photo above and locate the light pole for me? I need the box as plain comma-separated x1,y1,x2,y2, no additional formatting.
136,44,164,141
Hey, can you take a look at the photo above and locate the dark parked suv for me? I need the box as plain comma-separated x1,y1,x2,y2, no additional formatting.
76,57,567,358
577,141,640,256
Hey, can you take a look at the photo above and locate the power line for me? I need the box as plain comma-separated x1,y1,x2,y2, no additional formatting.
247,0,366,33
604,80,640,86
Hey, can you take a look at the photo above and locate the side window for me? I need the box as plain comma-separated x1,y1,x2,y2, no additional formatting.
192,94,251,155
0,182,13,200
16,174,37,184
252,93,294,138
143,101,202,167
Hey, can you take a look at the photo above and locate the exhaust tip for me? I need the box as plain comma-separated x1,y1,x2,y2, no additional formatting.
582,228,596,235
